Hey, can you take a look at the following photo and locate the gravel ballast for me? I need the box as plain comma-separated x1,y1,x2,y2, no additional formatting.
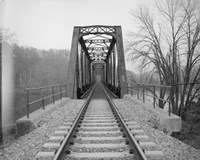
0,98,84,160
1,94,200,160
113,95,200,160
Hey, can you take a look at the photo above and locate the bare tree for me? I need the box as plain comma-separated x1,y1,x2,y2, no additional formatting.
127,0,200,117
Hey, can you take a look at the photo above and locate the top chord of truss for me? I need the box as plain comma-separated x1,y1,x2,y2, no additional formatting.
79,25,116,35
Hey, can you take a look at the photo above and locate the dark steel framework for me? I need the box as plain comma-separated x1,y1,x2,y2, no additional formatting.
67,25,127,98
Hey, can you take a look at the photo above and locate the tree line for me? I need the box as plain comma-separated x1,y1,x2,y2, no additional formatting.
13,44,70,91
9,44,70,120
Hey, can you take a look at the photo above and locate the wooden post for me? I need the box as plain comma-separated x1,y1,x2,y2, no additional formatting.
127,83,129,94
131,83,133,96
42,99,45,109
143,84,145,102
52,86,55,104
169,86,172,116
65,84,67,97
27,90,29,118
60,85,62,100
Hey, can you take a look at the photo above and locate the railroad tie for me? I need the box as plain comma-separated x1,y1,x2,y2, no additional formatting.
126,121,138,125
49,136,65,141
139,142,156,148
54,130,68,135
58,126,71,130
43,142,60,149
68,151,134,159
134,135,150,141
63,122,73,126
35,152,55,159
145,150,164,157
131,129,145,135
128,125,141,130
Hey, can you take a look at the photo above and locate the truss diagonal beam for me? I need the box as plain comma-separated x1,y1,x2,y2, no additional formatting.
79,37,90,58
107,37,116,59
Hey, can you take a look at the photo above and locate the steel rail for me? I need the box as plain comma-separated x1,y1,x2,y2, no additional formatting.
102,84,148,160
80,83,95,99
104,84,119,98
53,84,96,160
52,83,147,160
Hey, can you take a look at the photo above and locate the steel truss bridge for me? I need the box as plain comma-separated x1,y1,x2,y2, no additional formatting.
67,25,127,98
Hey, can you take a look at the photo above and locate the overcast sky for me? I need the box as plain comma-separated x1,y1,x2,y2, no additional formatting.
2,0,156,71
3,0,155,50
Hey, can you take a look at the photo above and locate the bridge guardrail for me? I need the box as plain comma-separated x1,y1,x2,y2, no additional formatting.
25,84,67,118
126,83,172,116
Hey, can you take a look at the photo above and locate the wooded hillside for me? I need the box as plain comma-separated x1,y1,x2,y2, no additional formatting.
13,44,70,90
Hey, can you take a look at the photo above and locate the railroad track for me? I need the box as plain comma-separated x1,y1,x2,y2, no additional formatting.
36,83,164,160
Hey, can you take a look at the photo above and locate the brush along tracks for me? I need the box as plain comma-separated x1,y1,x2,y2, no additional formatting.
36,83,165,160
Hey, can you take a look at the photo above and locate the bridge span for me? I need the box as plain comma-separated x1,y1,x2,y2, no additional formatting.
67,25,127,99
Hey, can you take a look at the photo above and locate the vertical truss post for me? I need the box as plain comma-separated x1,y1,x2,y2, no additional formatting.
85,57,87,86
108,56,110,84
115,26,127,98
81,50,84,90
92,65,95,83
104,64,106,83
91,63,93,83
76,48,79,95
89,60,91,85
67,27,79,99
84,53,87,86
109,55,111,85
106,59,108,84
83,52,86,88
110,52,113,87
113,49,116,89
87,60,88,86
86,57,89,85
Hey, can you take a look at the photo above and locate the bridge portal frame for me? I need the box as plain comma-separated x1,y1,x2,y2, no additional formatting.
67,25,127,99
